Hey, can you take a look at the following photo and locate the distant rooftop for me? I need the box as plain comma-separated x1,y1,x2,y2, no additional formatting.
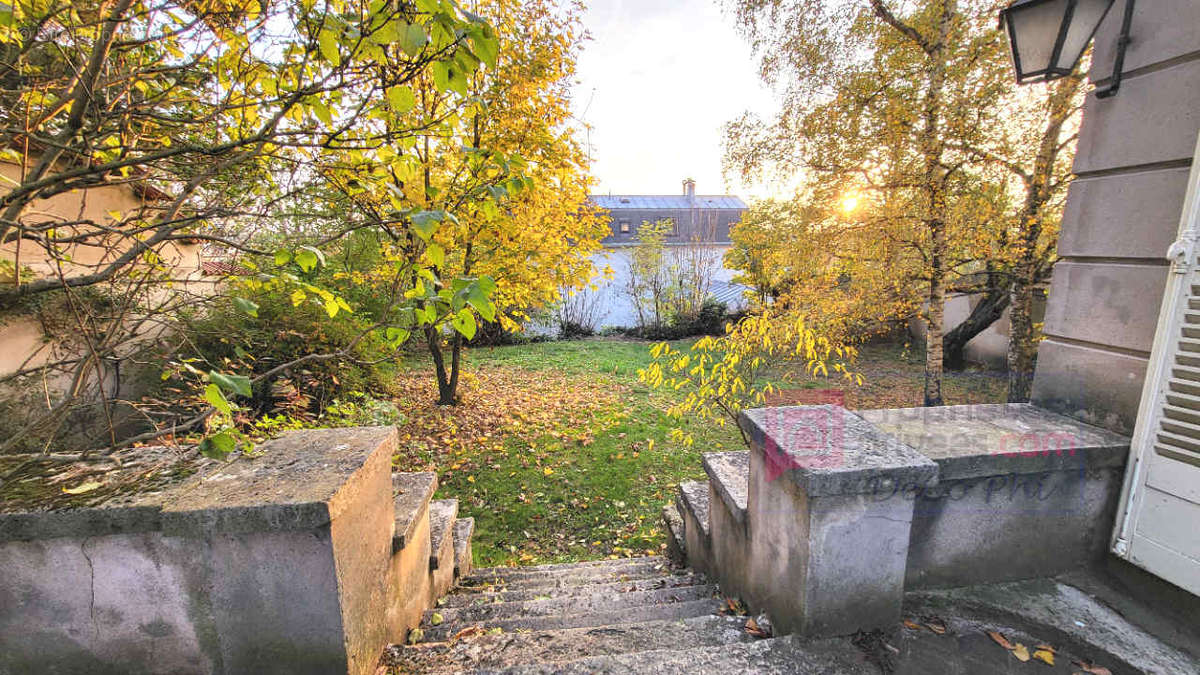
590,194,747,210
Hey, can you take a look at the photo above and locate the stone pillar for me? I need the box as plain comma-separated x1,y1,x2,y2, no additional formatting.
739,405,937,637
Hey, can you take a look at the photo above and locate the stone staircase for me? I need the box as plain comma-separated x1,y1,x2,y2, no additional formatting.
384,554,875,673
378,451,868,673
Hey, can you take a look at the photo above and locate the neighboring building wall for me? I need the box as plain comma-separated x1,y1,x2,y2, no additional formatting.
909,292,1046,369
1031,0,1200,432
0,161,203,379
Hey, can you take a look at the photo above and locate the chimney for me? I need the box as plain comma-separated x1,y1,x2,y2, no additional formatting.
683,178,696,199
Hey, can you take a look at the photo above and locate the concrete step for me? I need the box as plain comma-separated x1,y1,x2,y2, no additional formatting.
454,566,697,596
702,451,749,526
661,502,686,565
460,557,676,587
676,481,710,541
426,583,717,626
468,555,669,576
439,572,709,608
452,517,474,579
391,472,437,553
385,614,756,674
428,499,458,571
497,634,876,674
421,598,724,642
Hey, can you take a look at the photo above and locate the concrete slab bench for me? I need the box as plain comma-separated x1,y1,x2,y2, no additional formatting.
675,480,712,574
709,403,1131,641
452,517,475,579
427,499,459,601
702,451,751,599
858,403,1129,589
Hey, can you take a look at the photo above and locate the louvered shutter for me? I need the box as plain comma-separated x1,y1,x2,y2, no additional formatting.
1112,135,1200,595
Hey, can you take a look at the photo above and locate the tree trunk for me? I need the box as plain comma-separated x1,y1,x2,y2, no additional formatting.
918,0,954,407
1006,72,1081,402
425,326,456,405
943,286,1010,370
1007,281,1036,402
924,236,946,407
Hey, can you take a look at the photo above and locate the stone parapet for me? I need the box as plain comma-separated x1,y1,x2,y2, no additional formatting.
694,404,1132,638
0,426,448,675
736,406,936,637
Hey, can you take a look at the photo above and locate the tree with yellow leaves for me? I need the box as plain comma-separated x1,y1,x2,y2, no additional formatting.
724,0,1081,405
313,0,603,405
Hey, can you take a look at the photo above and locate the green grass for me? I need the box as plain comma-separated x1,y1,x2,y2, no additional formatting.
410,336,1005,568
430,337,737,567
465,337,688,378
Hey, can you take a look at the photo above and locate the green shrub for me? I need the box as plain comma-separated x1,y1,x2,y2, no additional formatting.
184,287,399,421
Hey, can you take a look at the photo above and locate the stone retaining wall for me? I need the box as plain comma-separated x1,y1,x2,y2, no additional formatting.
712,404,1130,637
0,427,433,675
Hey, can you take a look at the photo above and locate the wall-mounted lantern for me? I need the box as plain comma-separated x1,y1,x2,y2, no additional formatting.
999,0,1134,98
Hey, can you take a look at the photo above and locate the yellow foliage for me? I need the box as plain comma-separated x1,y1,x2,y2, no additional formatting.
639,310,857,446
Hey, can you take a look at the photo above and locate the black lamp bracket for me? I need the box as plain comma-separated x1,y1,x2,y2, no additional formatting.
1095,0,1135,99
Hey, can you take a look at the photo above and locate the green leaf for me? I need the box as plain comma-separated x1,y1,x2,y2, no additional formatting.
373,21,398,45
431,61,450,92
199,431,237,460
204,383,232,417
274,249,292,266
473,34,499,68
411,210,443,241
466,284,495,322
387,85,415,114
385,327,411,347
399,22,428,57
295,248,319,272
318,27,341,66
451,309,477,340
424,243,445,267
210,371,252,397
232,297,259,318
309,98,333,126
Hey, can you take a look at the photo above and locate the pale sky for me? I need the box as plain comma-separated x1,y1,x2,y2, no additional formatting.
572,0,780,199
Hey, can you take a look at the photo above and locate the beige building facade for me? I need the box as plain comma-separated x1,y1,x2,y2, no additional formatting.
0,160,203,379
1032,0,1200,433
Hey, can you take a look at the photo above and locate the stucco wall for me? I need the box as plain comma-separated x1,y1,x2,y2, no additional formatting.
0,161,204,379
1031,0,1200,432
909,292,1046,369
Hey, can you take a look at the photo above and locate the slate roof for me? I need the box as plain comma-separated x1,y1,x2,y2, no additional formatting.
590,195,747,210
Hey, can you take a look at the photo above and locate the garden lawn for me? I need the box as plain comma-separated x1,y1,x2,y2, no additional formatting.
390,337,1005,568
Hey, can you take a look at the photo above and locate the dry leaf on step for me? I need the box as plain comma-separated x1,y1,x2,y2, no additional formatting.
1032,648,1055,666
62,481,103,494
744,617,766,638
1012,643,1031,662
903,619,923,631
451,625,485,641
923,616,947,635
1072,660,1112,675
988,631,1015,650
